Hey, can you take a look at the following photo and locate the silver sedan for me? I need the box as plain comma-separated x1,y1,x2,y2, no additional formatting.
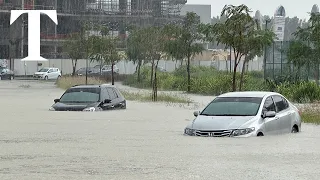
184,91,302,137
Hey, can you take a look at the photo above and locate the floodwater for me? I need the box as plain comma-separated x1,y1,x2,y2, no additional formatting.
0,80,320,180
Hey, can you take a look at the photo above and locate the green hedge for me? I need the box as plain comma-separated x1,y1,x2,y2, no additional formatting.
123,66,320,103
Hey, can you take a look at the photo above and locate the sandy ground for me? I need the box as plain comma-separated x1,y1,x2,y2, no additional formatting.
1,80,320,180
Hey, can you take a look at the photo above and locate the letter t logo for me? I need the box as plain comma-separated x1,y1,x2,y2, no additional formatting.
10,10,58,61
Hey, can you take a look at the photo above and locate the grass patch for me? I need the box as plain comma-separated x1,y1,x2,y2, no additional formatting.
56,76,192,103
299,104,320,124
301,112,320,124
120,90,193,103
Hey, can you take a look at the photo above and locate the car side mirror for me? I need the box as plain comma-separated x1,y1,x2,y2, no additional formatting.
104,99,112,104
54,99,60,103
193,111,200,117
262,111,276,118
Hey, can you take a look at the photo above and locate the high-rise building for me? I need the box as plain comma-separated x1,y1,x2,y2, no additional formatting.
311,4,319,13
273,5,286,41
0,0,187,67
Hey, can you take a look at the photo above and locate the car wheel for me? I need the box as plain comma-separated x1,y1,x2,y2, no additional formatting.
291,125,299,133
257,132,264,136
44,76,48,80
57,75,61,79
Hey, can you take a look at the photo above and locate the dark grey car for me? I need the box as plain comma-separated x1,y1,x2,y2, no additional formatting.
75,67,97,76
49,84,126,111
0,67,14,80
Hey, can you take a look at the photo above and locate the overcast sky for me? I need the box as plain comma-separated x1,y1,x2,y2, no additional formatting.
186,0,319,20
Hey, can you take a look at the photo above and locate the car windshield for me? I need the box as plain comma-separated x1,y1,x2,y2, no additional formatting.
59,88,101,103
200,97,263,116
38,68,49,72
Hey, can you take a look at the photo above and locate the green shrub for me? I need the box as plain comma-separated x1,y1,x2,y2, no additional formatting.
123,66,320,103
124,66,264,95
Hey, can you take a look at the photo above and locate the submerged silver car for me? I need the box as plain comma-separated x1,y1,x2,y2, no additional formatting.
184,91,302,137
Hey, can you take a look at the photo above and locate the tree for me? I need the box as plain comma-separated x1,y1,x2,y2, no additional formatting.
201,4,274,91
90,35,121,85
101,36,121,85
142,26,167,101
238,20,275,90
287,12,320,84
63,31,87,76
165,12,204,92
126,27,147,82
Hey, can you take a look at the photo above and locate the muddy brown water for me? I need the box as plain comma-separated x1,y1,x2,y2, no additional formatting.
0,80,320,180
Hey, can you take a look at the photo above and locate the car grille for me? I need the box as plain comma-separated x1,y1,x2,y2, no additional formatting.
195,130,232,137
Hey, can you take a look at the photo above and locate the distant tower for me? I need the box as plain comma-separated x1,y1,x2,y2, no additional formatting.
254,10,263,29
273,5,286,41
311,4,319,13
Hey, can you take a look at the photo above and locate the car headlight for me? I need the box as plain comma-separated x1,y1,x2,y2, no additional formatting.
184,128,196,136
83,107,96,112
49,107,55,111
231,127,255,136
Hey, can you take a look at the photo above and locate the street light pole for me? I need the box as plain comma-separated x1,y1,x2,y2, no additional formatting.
263,19,271,80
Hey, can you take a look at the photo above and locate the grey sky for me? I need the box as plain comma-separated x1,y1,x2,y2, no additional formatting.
186,0,319,20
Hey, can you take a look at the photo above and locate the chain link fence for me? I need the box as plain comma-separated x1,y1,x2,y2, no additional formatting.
265,41,319,82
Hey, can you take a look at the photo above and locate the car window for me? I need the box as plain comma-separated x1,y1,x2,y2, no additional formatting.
107,87,117,100
281,97,289,109
263,96,276,112
112,88,119,98
200,97,263,116
101,88,111,100
113,87,123,98
38,68,49,72
272,95,288,112
60,88,101,103
48,69,53,73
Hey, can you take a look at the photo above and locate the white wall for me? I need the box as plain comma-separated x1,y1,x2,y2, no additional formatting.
12,58,263,75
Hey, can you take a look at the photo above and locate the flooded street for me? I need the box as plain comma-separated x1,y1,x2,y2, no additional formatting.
1,80,320,180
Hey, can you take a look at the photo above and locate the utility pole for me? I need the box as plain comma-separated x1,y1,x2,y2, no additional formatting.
263,19,271,80
229,46,232,72
21,0,26,76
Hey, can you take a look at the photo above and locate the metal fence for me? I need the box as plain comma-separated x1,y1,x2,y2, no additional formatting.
265,41,319,81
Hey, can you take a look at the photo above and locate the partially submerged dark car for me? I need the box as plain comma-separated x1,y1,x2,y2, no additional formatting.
49,84,126,111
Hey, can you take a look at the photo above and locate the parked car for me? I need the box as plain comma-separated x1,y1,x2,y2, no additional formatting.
75,67,97,76
94,64,120,74
184,91,302,137
49,84,126,111
33,67,61,80
0,67,14,80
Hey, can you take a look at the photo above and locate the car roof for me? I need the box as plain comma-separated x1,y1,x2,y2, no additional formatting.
69,84,117,89
218,91,281,98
